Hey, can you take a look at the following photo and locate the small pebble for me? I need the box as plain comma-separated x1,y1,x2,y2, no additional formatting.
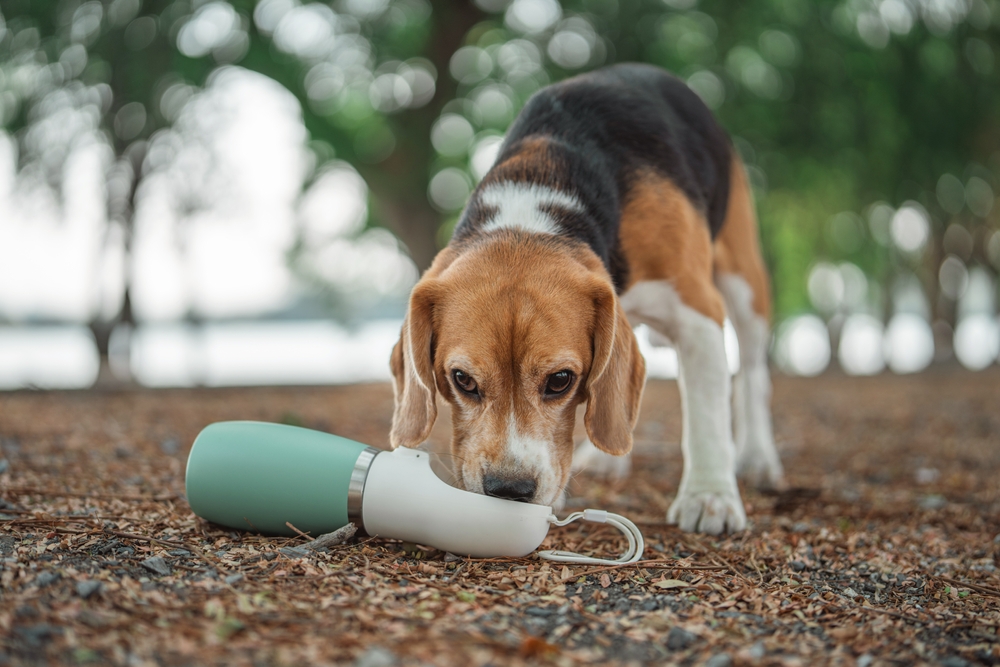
918,494,947,510
140,556,172,577
75,580,102,599
857,655,874,667
35,571,59,587
706,654,732,667
355,646,397,667
941,657,969,667
666,626,696,651
160,438,179,455
0,458,9,474
15,624,60,647
224,573,244,586
748,642,765,660
525,607,553,617
790,560,806,572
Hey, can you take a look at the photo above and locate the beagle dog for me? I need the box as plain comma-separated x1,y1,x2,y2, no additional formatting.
390,63,783,534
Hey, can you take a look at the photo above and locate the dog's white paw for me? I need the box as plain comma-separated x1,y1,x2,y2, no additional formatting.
571,439,631,481
667,487,747,535
737,446,785,490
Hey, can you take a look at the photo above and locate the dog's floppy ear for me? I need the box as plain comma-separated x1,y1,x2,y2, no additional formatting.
390,281,438,449
584,283,646,455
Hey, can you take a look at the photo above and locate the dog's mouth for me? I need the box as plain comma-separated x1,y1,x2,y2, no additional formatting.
460,464,564,507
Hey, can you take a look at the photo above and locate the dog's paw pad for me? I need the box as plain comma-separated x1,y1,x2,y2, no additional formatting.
571,439,631,481
667,490,747,535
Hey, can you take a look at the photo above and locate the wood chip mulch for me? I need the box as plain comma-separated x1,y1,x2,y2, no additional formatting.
2,369,999,666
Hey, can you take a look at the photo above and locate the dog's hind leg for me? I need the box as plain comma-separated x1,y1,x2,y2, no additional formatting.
714,159,783,489
617,171,747,534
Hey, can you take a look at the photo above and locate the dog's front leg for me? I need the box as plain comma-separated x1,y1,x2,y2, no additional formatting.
669,306,746,534
622,280,746,534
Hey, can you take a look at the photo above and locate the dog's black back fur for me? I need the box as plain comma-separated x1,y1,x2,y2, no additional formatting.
452,63,734,292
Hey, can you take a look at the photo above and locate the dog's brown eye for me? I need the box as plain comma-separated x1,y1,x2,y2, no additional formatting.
544,370,574,396
452,369,478,396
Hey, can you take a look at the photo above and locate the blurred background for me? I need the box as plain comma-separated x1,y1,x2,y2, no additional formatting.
0,0,998,389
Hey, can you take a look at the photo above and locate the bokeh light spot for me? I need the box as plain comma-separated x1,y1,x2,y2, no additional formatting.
505,0,562,34
884,313,934,374
429,167,472,211
838,313,885,375
889,202,930,254
953,314,1000,371
775,315,831,377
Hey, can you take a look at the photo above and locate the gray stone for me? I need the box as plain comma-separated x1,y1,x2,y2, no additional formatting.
525,606,554,616
857,655,874,667
0,459,9,474
140,556,171,577
355,646,397,667
918,494,947,510
14,624,60,647
666,626,697,651
75,580,102,599
160,438,179,455
224,573,244,586
613,598,632,612
748,642,766,660
705,654,732,667
790,560,806,572
35,571,59,587
941,657,969,667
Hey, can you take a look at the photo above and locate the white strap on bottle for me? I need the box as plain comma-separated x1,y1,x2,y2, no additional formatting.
537,509,645,565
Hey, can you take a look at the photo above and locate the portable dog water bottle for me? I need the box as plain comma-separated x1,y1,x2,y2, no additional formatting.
185,421,643,563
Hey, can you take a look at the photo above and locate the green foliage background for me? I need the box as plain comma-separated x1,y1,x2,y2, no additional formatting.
1,0,998,336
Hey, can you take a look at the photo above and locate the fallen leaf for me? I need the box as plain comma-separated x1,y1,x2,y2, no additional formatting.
653,579,690,589
519,636,560,658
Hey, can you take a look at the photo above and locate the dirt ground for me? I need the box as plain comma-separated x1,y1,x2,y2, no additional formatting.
1,369,999,666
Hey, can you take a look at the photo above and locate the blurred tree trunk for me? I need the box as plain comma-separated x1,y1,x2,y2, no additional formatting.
88,145,142,389
370,193,442,272
358,0,484,272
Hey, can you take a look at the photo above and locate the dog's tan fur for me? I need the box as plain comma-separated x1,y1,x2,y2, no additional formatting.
713,159,771,320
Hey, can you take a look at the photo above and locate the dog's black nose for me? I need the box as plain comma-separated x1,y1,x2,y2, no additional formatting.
482,475,537,502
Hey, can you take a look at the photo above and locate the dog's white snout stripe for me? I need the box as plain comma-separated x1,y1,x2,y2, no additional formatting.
479,183,583,236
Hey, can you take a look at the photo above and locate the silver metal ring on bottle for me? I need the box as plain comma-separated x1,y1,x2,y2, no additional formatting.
347,447,380,531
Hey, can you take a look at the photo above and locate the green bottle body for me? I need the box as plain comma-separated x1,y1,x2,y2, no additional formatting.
185,421,371,536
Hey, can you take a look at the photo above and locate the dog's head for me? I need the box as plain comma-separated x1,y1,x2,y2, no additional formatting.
389,233,645,506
